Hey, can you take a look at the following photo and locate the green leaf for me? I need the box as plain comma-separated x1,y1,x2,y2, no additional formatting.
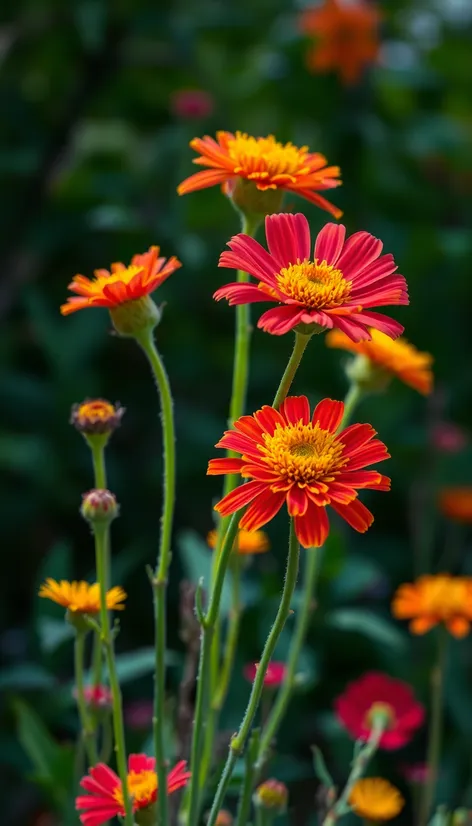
311,746,334,791
330,555,384,601
14,698,61,780
325,609,407,651
0,664,55,691
37,617,74,654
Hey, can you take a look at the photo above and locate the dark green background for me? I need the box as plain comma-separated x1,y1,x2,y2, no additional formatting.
1,0,472,823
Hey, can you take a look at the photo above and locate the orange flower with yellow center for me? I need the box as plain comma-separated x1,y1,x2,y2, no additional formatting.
71,399,125,435
207,528,270,555
177,131,342,218
439,487,472,523
300,0,381,86
349,778,405,821
326,328,433,395
39,579,126,614
392,574,472,638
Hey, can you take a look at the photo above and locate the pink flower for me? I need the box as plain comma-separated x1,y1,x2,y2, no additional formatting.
171,89,214,120
400,763,429,784
334,672,425,750
215,213,408,341
124,699,154,730
74,685,113,710
430,422,468,454
244,661,287,687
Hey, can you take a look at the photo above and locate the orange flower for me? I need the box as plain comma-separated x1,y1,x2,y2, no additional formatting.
207,528,270,555
392,574,472,638
39,579,126,614
60,246,181,319
71,399,125,435
349,778,404,821
177,131,342,218
326,328,433,395
439,487,472,523
300,0,381,86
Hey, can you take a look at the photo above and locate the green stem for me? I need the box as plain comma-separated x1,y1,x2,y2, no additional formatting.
255,807,275,826
206,521,301,826
322,716,386,825
339,382,364,429
95,524,133,826
236,729,260,826
419,629,448,826
91,442,107,489
256,547,320,774
137,331,176,826
272,333,312,410
74,631,98,766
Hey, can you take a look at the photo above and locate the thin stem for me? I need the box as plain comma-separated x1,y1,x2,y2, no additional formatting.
206,521,300,826
214,557,242,711
95,524,133,826
137,331,176,826
91,442,107,489
322,716,386,825
74,631,98,766
272,333,312,410
256,548,320,774
419,629,448,826
339,382,364,429
236,729,260,826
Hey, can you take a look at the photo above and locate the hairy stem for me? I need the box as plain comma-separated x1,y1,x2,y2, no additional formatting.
74,631,98,766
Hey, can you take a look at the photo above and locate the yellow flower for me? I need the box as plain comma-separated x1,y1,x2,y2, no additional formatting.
392,574,472,638
207,528,270,555
326,328,433,395
349,778,404,821
38,579,126,613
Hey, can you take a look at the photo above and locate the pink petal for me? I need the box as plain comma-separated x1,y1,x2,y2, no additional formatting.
257,305,304,335
214,282,277,306
349,253,397,288
314,223,346,265
352,311,405,338
219,235,278,285
336,231,383,279
265,213,311,266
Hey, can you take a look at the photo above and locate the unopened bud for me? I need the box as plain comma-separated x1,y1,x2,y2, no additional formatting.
71,399,125,438
253,779,288,814
81,489,119,525
214,811,233,826
226,177,284,221
345,353,391,393
109,295,160,337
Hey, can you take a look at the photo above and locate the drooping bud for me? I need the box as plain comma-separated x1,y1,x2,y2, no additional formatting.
253,779,288,815
81,489,119,526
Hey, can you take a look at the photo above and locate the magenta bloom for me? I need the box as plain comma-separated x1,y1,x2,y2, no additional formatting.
334,672,425,750
76,684,112,710
215,213,408,341
244,661,287,687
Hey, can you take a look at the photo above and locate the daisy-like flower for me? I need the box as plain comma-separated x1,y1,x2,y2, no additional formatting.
215,213,408,341
335,672,425,750
76,754,190,826
207,395,390,549
71,399,125,435
439,487,472,524
244,661,287,687
39,579,126,614
207,528,270,555
392,574,472,638
60,246,181,336
299,0,381,86
326,328,433,394
349,778,405,821
177,131,342,218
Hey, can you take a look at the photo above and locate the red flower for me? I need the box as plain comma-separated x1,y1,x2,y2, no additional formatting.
215,213,408,341
76,754,190,826
207,396,390,549
74,684,113,710
334,672,425,750
244,661,287,687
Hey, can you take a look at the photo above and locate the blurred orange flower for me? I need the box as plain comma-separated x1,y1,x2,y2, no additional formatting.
207,528,270,555
299,0,381,86
326,328,433,394
349,777,404,821
392,574,472,638
177,131,342,218
439,488,472,523
39,579,126,614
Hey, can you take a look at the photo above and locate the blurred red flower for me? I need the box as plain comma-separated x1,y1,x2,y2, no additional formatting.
244,661,287,687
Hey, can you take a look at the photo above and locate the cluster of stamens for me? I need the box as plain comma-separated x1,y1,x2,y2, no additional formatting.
275,259,352,309
258,422,347,484
227,133,310,179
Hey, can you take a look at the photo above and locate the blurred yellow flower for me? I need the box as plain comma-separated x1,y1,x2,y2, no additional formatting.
207,528,269,555
39,579,126,614
392,574,472,638
349,777,404,820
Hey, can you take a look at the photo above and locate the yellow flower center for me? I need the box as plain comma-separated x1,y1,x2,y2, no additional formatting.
77,400,116,421
114,770,157,810
259,422,347,485
93,264,144,289
275,260,352,308
226,132,310,181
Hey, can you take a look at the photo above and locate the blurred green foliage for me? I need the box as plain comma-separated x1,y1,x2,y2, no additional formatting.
1,0,472,823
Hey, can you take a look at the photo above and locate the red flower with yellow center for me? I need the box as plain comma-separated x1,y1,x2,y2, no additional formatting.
392,574,472,638
76,754,190,826
60,246,181,316
335,672,425,750
300,0,381,86
439,487,472,524
215,213,408,341
349,778,405,821
177,131,342,218
38,579,126,614
207,395,390,548
207,528,270,555
326,328,433,394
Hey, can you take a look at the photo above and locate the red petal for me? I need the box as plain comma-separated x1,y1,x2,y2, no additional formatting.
219,234,280,286
215,431,261,457
280,395,310,425
265,213,311,267
314,223,346,265
339,423,376,453
294,500,329,548
240,488,285,531
254,405,285,434
287,485,309,516
214,481,267,516
336,231,383,279
331,498,374,532
345,441,390,471
177,169,229,194
313,398,344,432
207,458,244,475
257,305,305,335
213,282,275,306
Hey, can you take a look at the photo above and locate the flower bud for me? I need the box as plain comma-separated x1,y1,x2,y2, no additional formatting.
214,811,233,826
345,353,391,393
134,803,157,826
109,295,160,337
226,177,284,221
71,399,125,437
81,489,119,525
253,779,288,814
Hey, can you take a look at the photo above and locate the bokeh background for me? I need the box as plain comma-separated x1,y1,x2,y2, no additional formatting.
1,0,472,823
